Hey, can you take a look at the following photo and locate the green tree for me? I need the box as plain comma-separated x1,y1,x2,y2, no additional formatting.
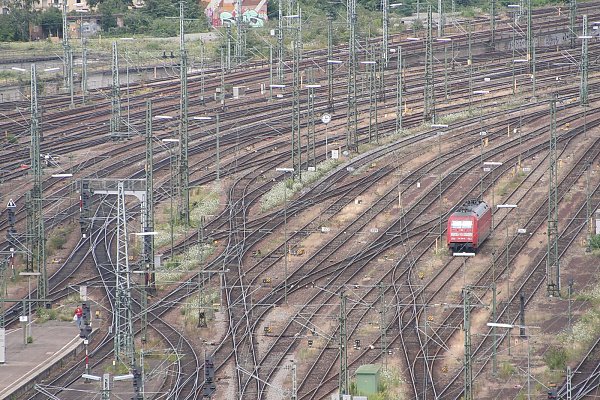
97,0,129,32
143,0,201,19
40,7,62,37
0,0,37,41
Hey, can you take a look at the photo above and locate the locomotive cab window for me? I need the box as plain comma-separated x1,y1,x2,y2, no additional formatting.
451,220,473,228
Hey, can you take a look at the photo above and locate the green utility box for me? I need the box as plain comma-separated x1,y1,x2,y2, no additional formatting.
355,364,381,396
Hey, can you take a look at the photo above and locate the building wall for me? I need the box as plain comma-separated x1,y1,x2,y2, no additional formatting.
33,0,91,13
202,0,268,28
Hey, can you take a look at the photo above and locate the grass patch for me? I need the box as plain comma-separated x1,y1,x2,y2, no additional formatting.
46,224,75,256
499,362,516,380
189,185,221,226
498,171,526,197
105,362,130,375
155,242,215,287
181,290,220,326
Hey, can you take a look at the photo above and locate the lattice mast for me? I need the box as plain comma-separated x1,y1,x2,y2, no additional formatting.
144,99,155,292
306,68,316,170
291,7,302,177
580,15,588,106
235,0,245,64
463,286,473,400
396,46,403,133
338,291,348,397
327,13,334,112
382,0,389,66
547,97,560,296
367,47,378,143
28,65,47,299
61,0,73,107
114,181,135,365
346,0,358,151
81,39,88,104
438,0,444,37
110,42,122,139
423,6,435,122
490,0,496,46
277,0,284,83
570,0,577,48
177,2,190,225
527,0,533,73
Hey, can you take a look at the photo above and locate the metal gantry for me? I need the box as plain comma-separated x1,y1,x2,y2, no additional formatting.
547,97,560,296
114,181,135,365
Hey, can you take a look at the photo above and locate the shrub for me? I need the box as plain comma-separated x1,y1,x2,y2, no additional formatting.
589,234,600,250
544,346,567,370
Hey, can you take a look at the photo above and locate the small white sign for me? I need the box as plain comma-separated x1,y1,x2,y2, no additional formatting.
416,181,421,188
331,149,339,159
370,228,379,233
19,316,27,322
346,166,355,172
522,167,531,172
517,228,527,234
483,167,491,172
321,227,330,233
6,199,16,208
321,113,332,124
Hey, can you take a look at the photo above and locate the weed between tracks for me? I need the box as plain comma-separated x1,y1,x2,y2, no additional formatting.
155,184,221,248
260,158,341,212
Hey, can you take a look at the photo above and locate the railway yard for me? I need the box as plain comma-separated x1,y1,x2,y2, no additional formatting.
1,1,600,399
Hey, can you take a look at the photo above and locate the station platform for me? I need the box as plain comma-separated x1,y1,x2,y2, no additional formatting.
0,320,83,399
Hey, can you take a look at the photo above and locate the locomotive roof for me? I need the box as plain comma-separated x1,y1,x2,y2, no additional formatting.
452,199,489,218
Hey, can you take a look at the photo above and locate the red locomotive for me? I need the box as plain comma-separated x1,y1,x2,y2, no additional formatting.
447,199,492,253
